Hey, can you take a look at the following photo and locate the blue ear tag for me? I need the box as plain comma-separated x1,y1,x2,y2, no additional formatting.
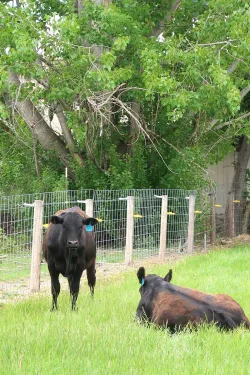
86,224,93,232
140,278,144,286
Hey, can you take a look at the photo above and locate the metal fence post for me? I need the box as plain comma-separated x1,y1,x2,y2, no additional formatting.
123,196,134,265
228,191,234,238
187,194,196,253
30,200,43,293
209,193,216,245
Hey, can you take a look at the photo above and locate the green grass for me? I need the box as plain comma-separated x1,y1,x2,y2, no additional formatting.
1,245,250,375
0,261,47,281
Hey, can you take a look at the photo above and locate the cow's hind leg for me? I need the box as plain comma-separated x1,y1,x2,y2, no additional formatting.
48,265,60,311
217,313,238,330
86,261,96,297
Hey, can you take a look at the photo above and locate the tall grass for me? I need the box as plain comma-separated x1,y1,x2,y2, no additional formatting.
1,246,250,375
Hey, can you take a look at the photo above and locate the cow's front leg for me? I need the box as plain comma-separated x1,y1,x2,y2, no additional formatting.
68,268,83,311
86,260,96,297
48,264,60,311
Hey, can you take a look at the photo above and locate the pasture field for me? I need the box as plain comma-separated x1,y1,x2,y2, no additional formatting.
1,246,250,375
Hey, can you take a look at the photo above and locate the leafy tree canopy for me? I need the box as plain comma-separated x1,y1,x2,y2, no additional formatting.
0,0,250,194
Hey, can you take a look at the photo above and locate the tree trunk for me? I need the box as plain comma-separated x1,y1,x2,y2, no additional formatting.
8,71,75,179
128,102,140,156
55,103,85,167
230,135,250,234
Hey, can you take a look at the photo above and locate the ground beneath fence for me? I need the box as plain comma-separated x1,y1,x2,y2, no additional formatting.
0,253,187,304
212,234,250,249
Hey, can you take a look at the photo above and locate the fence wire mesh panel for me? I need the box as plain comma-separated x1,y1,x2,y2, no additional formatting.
93,190,134,264
193,190,211,250
93,189,195,263
132,189,194,260
165,190,194,253
1,188,196,300
0,190,93,301
209,183,245,238
0,194,36,301
193,183,250,249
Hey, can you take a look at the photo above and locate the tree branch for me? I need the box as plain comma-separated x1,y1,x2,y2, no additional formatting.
209,84,250,130
197,40,236,47
150,0,181,37
55,103,85,167
85,119,106,172
55,104,76,151
8,71,76,178
227,60,240,74
240,85,250,99
214,111,250,131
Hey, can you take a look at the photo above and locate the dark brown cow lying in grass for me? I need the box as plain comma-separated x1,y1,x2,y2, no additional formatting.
136,267,250,331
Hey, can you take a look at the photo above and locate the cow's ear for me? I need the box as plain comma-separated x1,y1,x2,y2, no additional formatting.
137,267,146,286
50,215,64,225
82,218,99,226
164,269,172,282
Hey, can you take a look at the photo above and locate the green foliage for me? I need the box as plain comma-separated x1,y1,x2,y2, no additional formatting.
0,132,65,195
1,0,250,193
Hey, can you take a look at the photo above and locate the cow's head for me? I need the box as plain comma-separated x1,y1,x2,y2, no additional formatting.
136,267,173,322
50,212,98,249
137,267,172,289
50,212,98,276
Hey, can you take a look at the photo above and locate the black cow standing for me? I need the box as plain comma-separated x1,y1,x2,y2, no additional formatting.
136,267,250,331
43,206,99,311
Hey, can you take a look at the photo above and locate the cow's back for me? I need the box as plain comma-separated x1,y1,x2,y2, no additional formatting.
151,284,250,329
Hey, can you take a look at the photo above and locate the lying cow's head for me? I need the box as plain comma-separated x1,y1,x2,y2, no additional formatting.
136,267,172,322
51,212,98,248
137,267,172,287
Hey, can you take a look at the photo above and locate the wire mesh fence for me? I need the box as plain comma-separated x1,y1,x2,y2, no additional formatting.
93,189,194,263
1,186,247,301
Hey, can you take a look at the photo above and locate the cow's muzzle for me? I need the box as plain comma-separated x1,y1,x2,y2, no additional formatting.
68,240,78,248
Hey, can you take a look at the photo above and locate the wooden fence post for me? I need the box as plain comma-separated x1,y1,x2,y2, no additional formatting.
85,199,94,217
187,194,196,254
30,200,43,293
124,196,134,265
227,191,234,238
159,195,168,261
77,199,94,217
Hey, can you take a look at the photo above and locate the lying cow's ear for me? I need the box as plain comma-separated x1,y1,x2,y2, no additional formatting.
137,267,146,286
164,269,172,282
50,215,64,225
82,218,99,226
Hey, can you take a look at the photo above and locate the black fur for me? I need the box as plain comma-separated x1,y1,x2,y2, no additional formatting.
164,269,172,282
43,206,99,311
136,267,250,331
137,267,146,284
